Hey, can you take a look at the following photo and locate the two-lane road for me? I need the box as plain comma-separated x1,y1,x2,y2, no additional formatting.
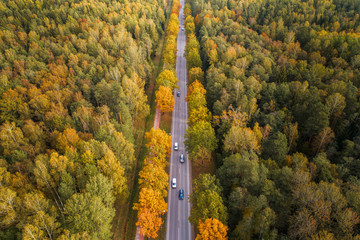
166,0,193,239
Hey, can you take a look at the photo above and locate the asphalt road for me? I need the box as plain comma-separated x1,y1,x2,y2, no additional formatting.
165,0,193,239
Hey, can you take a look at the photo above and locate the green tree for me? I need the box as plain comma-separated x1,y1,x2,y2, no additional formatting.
262,132,288,165
185,121,217,160
187,48,202,69
58,171,75,202
95,122,135,171
218,152,268,196
190,174,227,226
190,189,228,225
64,174,115,240
313,153,336,182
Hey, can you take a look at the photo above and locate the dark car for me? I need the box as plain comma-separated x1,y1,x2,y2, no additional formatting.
179,189,184,200
180,154,185,163
177,91,181,97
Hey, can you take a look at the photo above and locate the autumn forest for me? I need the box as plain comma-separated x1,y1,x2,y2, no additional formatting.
0,0,165,239
185,0,360,239
0,0,360,239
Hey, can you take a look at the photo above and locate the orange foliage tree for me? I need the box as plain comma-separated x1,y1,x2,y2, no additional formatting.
155,86,175,113
133,188,167,238
196,218,228,240
134,127,171,237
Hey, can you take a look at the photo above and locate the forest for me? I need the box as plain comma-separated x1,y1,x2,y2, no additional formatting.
0,0,166,239
184,0,360,239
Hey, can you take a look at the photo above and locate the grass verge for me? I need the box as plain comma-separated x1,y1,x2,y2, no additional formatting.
159,111,172,134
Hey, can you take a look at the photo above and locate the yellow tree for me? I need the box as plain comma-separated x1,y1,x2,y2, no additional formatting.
0,121,27,155
189,106,212,126
49,152,69,174
196,218,228,240
311,230,334,240
133,188,167,239
156,69,179,90
163,35,177,66
122,73,150,121
145,128,172,158
97,150,128,198
185,21,195,35
215,105,248,128
223,126,259,154
143,155,167,168
284,122,299,153
56,128,81,153
325,93,346,118
188,80,206,98
23,210,60,240
0,186,18,228
208,48,218,66
155,86,175,113
167,14,179,36
188,91,207,112
138,163,169,197
187,80,207,111
253,122,263,144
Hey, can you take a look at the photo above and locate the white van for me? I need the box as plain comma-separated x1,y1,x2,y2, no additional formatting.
174,142,178,151
172,178,176,188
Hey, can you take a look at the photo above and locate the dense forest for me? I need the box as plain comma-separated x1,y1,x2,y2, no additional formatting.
185,0,360,239
0,0,166,239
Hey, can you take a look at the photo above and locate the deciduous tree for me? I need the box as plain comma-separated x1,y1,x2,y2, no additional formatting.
196,218,228,240
65,174,115,240
185,121,217,160
145,128,172,158
188,106,212,126
155,69,179,90
155,86,175,113
188,67,204,85
223,126,259,154
133,188,167,238
97,150,128,198
138,163,168,197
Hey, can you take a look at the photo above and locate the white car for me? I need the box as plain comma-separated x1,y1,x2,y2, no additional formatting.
174,142,178,151
172,178,177,188
180,154,185,163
